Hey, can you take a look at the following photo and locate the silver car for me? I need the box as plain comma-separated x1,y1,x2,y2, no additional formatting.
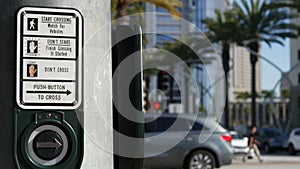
143,113,233,169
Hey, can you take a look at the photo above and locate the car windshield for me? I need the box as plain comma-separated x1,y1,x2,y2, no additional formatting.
265,130,283,137
196,117,227,133
232,134,242,139
145,115,227,133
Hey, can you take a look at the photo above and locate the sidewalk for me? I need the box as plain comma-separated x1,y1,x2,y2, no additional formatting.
233,154,300,164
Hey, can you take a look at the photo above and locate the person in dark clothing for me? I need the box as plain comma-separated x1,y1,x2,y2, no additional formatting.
242,125,263,162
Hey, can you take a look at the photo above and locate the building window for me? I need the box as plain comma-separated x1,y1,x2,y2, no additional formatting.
298,50,300,60
298,74,300,84
298,97,300,108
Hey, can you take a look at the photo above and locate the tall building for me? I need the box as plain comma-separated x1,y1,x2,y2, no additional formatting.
288,8,300,130
145,0,232,115
145,0,232,48
229,45,262,101
145,1,261,102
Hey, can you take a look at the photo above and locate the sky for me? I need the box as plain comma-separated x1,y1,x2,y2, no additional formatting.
261,39,290,91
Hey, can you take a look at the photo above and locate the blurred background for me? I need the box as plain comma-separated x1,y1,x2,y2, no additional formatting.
111,0,300,169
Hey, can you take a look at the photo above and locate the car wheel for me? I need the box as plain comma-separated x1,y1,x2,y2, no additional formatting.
288,144,296,155
264,143,271,153
185,150,216,169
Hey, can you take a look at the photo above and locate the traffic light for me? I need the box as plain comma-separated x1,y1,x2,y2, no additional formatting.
143,76,150,112
112,25,144,169
157,70,171,93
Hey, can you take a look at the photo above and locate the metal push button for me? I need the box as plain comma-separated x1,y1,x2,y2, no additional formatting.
33,130,63,160
27,125,69,166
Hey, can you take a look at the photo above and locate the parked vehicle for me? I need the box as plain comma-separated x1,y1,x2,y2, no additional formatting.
230,131,249,154
143,113,233,169
256,128,286,153
287,128,300,155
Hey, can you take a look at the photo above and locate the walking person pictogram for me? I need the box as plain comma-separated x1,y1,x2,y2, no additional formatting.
30,19,35,29
27,18,38,31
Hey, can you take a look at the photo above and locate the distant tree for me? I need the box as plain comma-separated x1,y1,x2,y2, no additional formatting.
235,91,251,126
202,10,242,128
281,89,290,100
111,0,182,21
261,90,275,100
232,0,300,125
161,33,215,65
235,91,251,101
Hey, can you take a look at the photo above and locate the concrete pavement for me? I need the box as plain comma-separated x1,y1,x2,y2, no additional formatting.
222,153,300,169
233,153,300,164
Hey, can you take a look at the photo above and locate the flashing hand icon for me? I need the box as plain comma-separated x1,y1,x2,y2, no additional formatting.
29,41,37,53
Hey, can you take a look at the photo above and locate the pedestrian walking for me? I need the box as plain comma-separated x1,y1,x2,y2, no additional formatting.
242,125,263,162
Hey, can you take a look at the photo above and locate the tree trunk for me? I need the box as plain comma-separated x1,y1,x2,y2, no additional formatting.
248,42,259,126
222,43,230,129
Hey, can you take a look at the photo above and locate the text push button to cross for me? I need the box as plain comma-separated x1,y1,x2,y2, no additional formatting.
33,130,63,160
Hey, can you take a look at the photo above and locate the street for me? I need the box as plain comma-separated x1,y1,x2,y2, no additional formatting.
223,152,300,169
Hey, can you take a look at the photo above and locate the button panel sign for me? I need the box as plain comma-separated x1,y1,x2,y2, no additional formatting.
24,14,76,37
22,81,75,104
23,37,76,59
16,7,83,109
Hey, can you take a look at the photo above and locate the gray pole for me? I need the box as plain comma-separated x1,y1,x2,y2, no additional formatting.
0,1,113,169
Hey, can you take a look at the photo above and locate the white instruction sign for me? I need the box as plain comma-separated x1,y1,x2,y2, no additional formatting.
16,7,83,110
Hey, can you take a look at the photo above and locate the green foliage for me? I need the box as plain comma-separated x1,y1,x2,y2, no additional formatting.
281,89,290,99
111,0,182,19
233,0,300,48
202,9,242,45
235,91,251,101
161,33,216,66
261,90,275,99
199,106,207,114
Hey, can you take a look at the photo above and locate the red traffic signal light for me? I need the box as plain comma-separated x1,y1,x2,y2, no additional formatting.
154,102,161,110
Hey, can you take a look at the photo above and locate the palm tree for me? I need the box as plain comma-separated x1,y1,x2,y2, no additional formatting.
111,0,182,20
232,0,300,126
281,88,289,127
261,90,275,125
160,33,216,113
235,91,251,125
202,9,242,129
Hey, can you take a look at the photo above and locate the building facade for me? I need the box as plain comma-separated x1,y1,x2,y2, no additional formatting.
229,45,262,101
145,0,232,115
289,8,300,130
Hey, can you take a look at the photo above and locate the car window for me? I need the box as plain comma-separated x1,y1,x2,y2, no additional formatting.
145,117,191,133
295,130,300,136
191,122,203,131
257,130,264,136
265,130,282,137
197,118,227,133
145,118,158,133
232,134,242,139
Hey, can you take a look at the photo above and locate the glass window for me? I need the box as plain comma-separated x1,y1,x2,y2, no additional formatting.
145,117,191,132
191,122,203,131
156,7,167,13
145,118,158,133
265,130,281,137
157,15,173,22
232,134,243,139
295,130,300,136
157,25,181,32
